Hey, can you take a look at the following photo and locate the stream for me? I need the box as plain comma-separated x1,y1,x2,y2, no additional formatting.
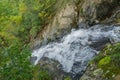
32,24,120,78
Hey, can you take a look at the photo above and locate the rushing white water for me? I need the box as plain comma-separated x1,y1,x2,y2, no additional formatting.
32,24,120,74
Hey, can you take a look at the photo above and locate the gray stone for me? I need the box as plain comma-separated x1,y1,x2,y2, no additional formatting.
81,0,120,25
88,36,111,50
30,56,37,64
38,57,71,80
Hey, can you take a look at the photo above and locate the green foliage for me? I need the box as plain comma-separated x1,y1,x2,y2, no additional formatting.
38,69,51,80
0,0,58,80
0,0,57,43
32,65,52,80
0,43,32,80
0,42,52,80
64,76,71,80
93,43,120,79
98,56,111,67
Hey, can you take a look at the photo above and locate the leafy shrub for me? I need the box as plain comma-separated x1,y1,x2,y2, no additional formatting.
0,0,57,43
0,0,58,79
0,43,32,80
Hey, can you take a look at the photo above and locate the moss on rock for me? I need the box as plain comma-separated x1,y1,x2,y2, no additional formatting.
93,43,120,79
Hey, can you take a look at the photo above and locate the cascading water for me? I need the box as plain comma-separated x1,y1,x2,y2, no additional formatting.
32,24,120,76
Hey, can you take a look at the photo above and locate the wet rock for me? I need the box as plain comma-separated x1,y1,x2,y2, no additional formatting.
78,22,89,29
88,36,111,50
37,57,87,80
30,56,37,64
80,64,106,80
80,61,120,80
81,0,120,24
37,57,70,80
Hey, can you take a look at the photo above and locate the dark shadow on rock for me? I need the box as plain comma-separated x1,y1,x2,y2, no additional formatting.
37,57,72,80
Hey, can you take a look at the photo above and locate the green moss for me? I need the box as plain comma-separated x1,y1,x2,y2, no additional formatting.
116,19,120,23
32,65,52,80
64,76,71,80
92,43,120,79
98,56,111,67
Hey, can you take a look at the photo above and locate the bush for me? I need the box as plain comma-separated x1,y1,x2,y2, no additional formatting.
0,0,58,79
0,0,57,43
0,43,32,80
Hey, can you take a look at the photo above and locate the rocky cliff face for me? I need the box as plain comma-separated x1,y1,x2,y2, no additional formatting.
82,0,120,21
31,0,120,49
31,1,77,49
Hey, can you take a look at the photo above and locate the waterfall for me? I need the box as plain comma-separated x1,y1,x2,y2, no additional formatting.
32,24,120,75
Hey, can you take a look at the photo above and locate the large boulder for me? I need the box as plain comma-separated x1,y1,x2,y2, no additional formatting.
80,61,120,80
80,64,105,80
37,57,70,80
81,0,120,24
37,57,85,80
